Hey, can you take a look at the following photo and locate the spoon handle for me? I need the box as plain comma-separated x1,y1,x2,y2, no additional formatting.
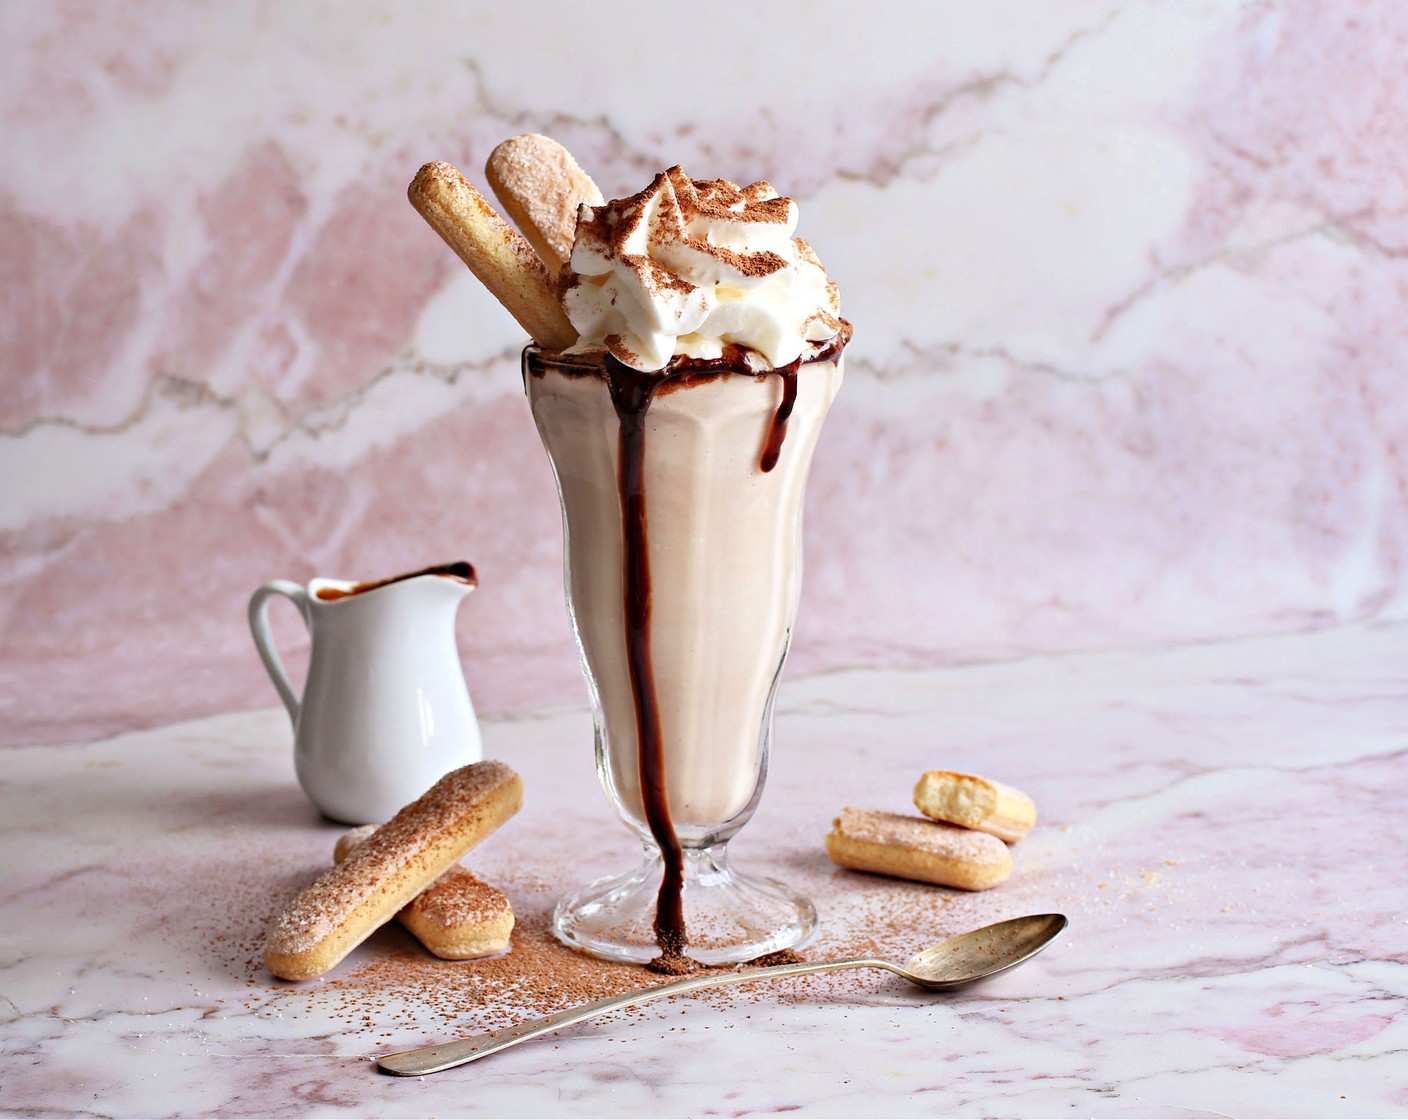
377,956,890,1075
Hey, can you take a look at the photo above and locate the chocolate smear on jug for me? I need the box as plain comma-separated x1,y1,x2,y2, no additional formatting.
315,561,476,602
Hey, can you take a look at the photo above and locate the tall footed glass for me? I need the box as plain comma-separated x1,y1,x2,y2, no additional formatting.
526,345,845,965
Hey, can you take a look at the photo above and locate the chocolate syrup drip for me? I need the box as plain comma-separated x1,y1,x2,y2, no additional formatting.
603,353,688,957
314,561,476,601
760,360,801,473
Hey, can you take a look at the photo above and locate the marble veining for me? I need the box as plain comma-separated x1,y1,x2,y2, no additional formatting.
4,2,1408,745
3,622,1407,1117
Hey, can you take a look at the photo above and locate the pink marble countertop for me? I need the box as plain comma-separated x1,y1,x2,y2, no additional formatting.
4,620,1405,1118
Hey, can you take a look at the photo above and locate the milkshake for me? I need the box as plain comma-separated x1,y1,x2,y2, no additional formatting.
527,168,850,964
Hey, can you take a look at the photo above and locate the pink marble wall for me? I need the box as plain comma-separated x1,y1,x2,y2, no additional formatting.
4,1,1406,746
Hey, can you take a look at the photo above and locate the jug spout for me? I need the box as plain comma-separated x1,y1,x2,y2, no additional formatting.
409,562,477,606
436,561,478,600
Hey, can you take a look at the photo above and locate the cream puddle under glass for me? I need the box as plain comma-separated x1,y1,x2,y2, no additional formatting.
529,168,851,966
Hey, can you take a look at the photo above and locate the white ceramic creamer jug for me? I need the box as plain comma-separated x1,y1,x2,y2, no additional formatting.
248,562,483,824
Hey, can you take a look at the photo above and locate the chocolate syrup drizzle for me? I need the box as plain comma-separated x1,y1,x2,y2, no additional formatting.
527,321,850,961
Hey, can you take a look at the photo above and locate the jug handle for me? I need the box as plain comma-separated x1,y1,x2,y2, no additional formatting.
248,580,311,725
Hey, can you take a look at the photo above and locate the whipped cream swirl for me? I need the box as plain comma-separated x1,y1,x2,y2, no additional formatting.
560,167,843,373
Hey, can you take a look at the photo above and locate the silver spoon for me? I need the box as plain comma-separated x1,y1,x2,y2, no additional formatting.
378,912,1067,1076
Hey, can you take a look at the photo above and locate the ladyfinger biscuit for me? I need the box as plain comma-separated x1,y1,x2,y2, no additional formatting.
265,761,522,980
913,770,1037,843
486,133,604,274
825,807,1012,891
333,826,514,960
408,161,576,350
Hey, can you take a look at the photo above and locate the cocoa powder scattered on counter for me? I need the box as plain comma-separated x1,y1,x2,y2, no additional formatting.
748,948,806,967
647,951,701,976
228,856,1025,1037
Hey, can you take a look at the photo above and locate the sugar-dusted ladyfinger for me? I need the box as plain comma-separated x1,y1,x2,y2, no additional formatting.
486,133,603,275
333,825,514,961
265,761,522,980
825,807,1012,891
913,770,1037,843
408,161,576,349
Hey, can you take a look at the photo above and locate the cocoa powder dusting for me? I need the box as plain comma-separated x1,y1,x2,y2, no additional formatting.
647,951,700,976
748,948,806,967
413,866,510,927
213,801,1029,1043
210,853,1023,1041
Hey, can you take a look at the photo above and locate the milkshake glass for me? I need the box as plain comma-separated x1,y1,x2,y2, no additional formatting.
528,343,844,964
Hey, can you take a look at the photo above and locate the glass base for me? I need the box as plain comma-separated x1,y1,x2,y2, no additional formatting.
552,843,817,966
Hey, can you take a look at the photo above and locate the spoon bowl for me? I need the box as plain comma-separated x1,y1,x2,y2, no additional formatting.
379,912,1068,1076
901,912,1069,989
